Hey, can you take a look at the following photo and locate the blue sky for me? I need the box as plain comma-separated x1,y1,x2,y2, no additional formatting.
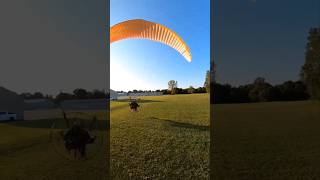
214,0,320,86
110,0,210,91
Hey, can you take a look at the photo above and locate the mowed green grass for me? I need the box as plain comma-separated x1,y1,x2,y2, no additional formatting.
0,112,108,180
2,95,319,179
110,94,210,179
212,101,320,180
0,94,209,179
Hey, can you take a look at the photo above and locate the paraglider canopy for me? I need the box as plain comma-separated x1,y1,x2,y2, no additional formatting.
110,19,192,62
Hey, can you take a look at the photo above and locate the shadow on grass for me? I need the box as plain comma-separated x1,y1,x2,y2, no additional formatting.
151,117,209,131
2,118,109,131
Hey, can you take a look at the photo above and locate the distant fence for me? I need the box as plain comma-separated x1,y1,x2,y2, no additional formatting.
24,99,110,111
60,99,108,110
127,92,163,97
24,99,56,110
23,99,109,120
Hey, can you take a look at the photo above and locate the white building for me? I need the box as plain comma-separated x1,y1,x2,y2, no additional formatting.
109,89,119,100
127,92,163,97
0,87,24,120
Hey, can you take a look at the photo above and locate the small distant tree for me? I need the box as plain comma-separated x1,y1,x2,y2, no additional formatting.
20,92,33,99
168,80,178,95
248,77,273,102
253,77,266,84
33,92,44,99
92,89,107,99
45,94,53,100
188,86,195,94
301,27,320,100
73,88,88,99
161,89,169,95
55,92,73,103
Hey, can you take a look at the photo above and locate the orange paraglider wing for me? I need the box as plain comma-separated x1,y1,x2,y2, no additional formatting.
110,19,192,62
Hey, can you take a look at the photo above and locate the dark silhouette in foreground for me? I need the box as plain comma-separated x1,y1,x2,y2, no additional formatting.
62,122,96,159
129,100,140,112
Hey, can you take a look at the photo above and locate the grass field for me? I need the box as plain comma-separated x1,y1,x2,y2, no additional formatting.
110,94,210,179
212,101,320,180
0,112,109,180
0,94,209,179
3,94,318,179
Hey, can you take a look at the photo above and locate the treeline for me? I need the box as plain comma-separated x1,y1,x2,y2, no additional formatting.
20,88,109,102
212,77,310,104
20,92,53,100
128,87,207,94
127,90,161,93
162,87,207,95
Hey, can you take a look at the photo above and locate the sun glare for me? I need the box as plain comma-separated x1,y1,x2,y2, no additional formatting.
110,59,156,91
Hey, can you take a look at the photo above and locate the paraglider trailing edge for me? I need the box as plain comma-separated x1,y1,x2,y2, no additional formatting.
110,19,192,62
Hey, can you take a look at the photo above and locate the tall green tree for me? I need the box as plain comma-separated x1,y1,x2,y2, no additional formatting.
301,28,320,100
204,70,210,93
